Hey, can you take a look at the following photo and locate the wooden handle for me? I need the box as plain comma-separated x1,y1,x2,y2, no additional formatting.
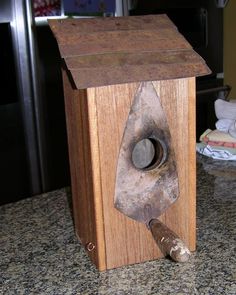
149,219,191,262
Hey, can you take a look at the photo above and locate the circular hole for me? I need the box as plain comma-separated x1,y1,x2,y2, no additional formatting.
131,138,166,170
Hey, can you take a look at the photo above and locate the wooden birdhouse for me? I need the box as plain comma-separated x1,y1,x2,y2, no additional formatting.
49,15,210,271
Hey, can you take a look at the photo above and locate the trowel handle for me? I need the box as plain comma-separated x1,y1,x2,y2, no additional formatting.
149,219,191,262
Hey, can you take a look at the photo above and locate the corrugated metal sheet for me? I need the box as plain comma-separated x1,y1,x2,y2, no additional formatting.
49,14,210,89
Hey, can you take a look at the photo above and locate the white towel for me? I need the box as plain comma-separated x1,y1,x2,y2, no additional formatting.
215,99,236,120
229,120,236,139
215,119,234,132
196,143,236,160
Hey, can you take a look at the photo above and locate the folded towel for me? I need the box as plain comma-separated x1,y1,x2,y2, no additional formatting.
200,129,236,144
197,99,236,159
196,143,236,160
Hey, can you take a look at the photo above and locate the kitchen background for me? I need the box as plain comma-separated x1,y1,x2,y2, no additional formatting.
0,0,235,205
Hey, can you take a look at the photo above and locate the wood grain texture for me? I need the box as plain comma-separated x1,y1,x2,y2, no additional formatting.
87,83,162,269
62,68,106,270
188,78,197,250
153,78,196,252
63,77,196,270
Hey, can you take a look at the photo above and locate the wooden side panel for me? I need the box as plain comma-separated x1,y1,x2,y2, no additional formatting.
153,78,196,251
87,79,196,269
62,68,106,270
188,78,197,250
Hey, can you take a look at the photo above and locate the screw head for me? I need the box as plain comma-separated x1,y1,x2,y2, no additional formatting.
86,242,95,252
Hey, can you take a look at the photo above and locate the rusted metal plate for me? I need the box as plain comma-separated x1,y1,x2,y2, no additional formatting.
49,14,190,57
66,50,209,88
114,81,179,224
65,50,200,69
49,14,176,38
54,29,190,57
49,14,211,89
69,62,208,89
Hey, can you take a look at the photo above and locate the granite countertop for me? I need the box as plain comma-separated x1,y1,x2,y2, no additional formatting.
1,155,236,295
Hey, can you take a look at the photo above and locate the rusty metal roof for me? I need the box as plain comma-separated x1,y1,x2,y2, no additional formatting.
49,14,210,89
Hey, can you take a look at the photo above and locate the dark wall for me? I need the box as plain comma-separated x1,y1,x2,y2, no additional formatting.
0,20,70,205
35,23,70,192
0,23,31,203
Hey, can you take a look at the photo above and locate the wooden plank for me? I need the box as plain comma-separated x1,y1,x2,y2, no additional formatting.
187,78,197,250
62,68,106,270
153,78,196,250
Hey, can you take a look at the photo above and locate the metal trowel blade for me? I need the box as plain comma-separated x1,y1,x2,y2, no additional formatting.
114,81,179,225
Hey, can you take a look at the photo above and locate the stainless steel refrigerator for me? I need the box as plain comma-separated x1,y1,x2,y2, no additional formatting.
0,0,70,204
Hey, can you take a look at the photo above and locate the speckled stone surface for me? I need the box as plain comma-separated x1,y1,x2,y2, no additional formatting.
1,155,236,295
